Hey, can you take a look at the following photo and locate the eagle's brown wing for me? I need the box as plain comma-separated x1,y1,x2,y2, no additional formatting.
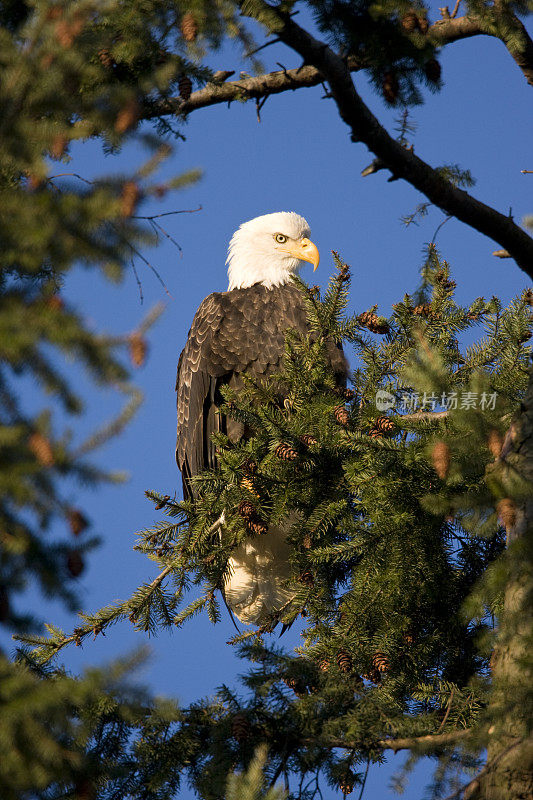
176,282,346,499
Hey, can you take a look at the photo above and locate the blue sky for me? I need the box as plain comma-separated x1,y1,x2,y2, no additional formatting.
5,6,533,799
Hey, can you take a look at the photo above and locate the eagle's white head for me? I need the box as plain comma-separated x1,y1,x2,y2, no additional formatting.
226,211,320,291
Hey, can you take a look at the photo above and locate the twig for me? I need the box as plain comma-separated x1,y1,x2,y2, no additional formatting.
244,37,282,58
131,257,143,303
521,169,533,174
436,687,455,733
430,215,452,246
397,410,449,422
356,759,370,800
149,219,183,256
451,0,461,18
132,206,202,220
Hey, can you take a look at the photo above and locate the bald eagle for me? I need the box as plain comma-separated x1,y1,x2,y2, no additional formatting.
176,212,347,625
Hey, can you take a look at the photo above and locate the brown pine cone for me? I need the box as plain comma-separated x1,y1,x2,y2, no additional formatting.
241,476,259,496
358,311,390,334
50,134,68,160
29,432,54,467
241,458,257,476
497,498,516,532
417,14,429,33
382,71,399,104
67,549,84,577
300,434,318,447
339,769,355,795
98,48,115,68
413,303,434,318
46,295,64,311
154,495,171,510
238,500,256,519
487,429,503,459
299,570,314,587
372,651,389,673
248,518,268,536
120,181,141,217
283,676,307,696
431,441,450,480
231,712,250,743
129,331,147,366
369,416,395,437
67,508,89,536
180,12,198,42
178,74,193,100
318,658,329,673
400,10,418,32
334,405,349,426
523,288,533,306
424,58,441,83
275,443,298,460
344,388,355,400
115,97,140,134
336,650,353,674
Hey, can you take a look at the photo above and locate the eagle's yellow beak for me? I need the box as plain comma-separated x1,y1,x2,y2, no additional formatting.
285,237,320,271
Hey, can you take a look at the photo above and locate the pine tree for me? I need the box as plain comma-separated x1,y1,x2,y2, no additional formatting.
21,252,532,798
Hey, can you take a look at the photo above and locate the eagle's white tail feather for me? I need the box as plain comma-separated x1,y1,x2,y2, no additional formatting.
224,522,295,625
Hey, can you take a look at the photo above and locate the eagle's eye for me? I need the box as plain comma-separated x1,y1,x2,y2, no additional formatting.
275,233,287,244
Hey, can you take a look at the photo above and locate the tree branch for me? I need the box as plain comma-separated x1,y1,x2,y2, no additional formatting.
307,728,471,753
146,58,362,119
236,5,533,280
429,15,533,87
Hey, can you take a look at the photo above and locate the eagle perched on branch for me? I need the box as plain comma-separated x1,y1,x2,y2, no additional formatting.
176,212,347,624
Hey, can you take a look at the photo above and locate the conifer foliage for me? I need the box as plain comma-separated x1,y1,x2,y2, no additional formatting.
22,252,532,798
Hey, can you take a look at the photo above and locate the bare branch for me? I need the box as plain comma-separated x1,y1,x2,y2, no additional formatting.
306,728,471,753
237,4,533,279
429,14,533,87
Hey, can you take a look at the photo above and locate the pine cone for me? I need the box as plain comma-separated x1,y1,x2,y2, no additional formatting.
400,10,418,32
497,498,516,532
523,288,533,306
154,495,171,510
283,676,306,696
344,388,355,400
413,303,435,318
382,71,399,104
115,97,140,134
67,549,84,577
46,294,63,311
0,586,9,622
50,134,68,160
424,58,441,83
369,416,395,437
363,667,382,684
431,441,450,479
178,74,193,100
241,458,257,476
358,311,390,334
275,443,298,460
180,12,198,42
372,651,389,673
487,429,503,459
417,15,429,33
299,570,314,587
55,15,85,48
231,712,250,742
318,658,329,673
336,650,353,674
300,434,318,447
241,476,259,496
120,182,141,217
67,508,89,536
248,518,268,536
238,500,256,519
129,331,147,366
334,405,349,426
98,47,115,69
339,770,355,795
29,432,54,467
